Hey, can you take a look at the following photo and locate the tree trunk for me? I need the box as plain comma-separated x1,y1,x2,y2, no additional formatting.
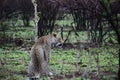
32,0,39,41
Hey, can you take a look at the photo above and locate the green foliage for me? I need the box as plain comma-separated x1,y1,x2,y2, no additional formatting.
55,20,73,27
56,14,74,27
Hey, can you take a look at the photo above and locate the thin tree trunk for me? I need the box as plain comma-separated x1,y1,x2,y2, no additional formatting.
32,0,39,42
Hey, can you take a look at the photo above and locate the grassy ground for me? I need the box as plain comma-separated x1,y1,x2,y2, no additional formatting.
0,18,119,80
0,45,118,80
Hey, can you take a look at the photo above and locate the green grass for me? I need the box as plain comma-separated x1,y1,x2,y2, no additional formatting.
0,46,118,80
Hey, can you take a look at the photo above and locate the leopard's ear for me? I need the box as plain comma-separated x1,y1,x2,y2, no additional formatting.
52,32,57,37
